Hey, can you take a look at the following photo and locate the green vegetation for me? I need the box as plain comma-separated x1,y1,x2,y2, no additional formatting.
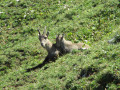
0,0,120,89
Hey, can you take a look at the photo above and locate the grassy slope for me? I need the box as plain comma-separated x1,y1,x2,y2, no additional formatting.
0,0,120,89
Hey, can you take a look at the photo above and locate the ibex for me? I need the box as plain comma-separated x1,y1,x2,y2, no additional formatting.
56,34,90,54
38,27,61,62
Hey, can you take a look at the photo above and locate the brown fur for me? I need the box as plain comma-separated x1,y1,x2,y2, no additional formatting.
56,34,90,54
38,27,61,62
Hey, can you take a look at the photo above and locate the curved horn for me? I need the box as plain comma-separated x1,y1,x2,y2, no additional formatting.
61,34,65,40
43,26,46,34
56,34,60,38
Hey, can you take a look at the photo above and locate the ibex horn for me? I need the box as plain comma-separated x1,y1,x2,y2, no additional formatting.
57,34,60,37
43,26,46,34
61,34,65,40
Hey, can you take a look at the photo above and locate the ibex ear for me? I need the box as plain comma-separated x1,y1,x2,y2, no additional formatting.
47,31,49,37
38,29,41,36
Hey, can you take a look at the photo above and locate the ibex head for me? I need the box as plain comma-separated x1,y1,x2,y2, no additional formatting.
56,34,64,48
38,26,50,48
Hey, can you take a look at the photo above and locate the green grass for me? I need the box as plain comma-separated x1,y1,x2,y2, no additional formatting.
0,0,120,89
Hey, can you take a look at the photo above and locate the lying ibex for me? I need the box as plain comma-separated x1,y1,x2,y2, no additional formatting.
38,27,61,62
56,34,90,54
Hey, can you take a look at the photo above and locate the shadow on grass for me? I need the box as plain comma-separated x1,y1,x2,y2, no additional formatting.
26,55,57,72
96,72,120,89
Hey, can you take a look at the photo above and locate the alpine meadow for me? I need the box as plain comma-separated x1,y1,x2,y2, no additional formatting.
0,0,120,89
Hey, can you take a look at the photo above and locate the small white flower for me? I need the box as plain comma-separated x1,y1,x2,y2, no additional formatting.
0,12,4,14
31,10,34,13
16,0,20,2
64,5,66,8
82,48,87,50
102,50,107,53
58,1,60,4
84,40,88,43
73,68,76,70
64,5,68,9
24,14,26,18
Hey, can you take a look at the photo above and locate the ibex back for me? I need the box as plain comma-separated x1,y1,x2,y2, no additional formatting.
56,34,90,54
